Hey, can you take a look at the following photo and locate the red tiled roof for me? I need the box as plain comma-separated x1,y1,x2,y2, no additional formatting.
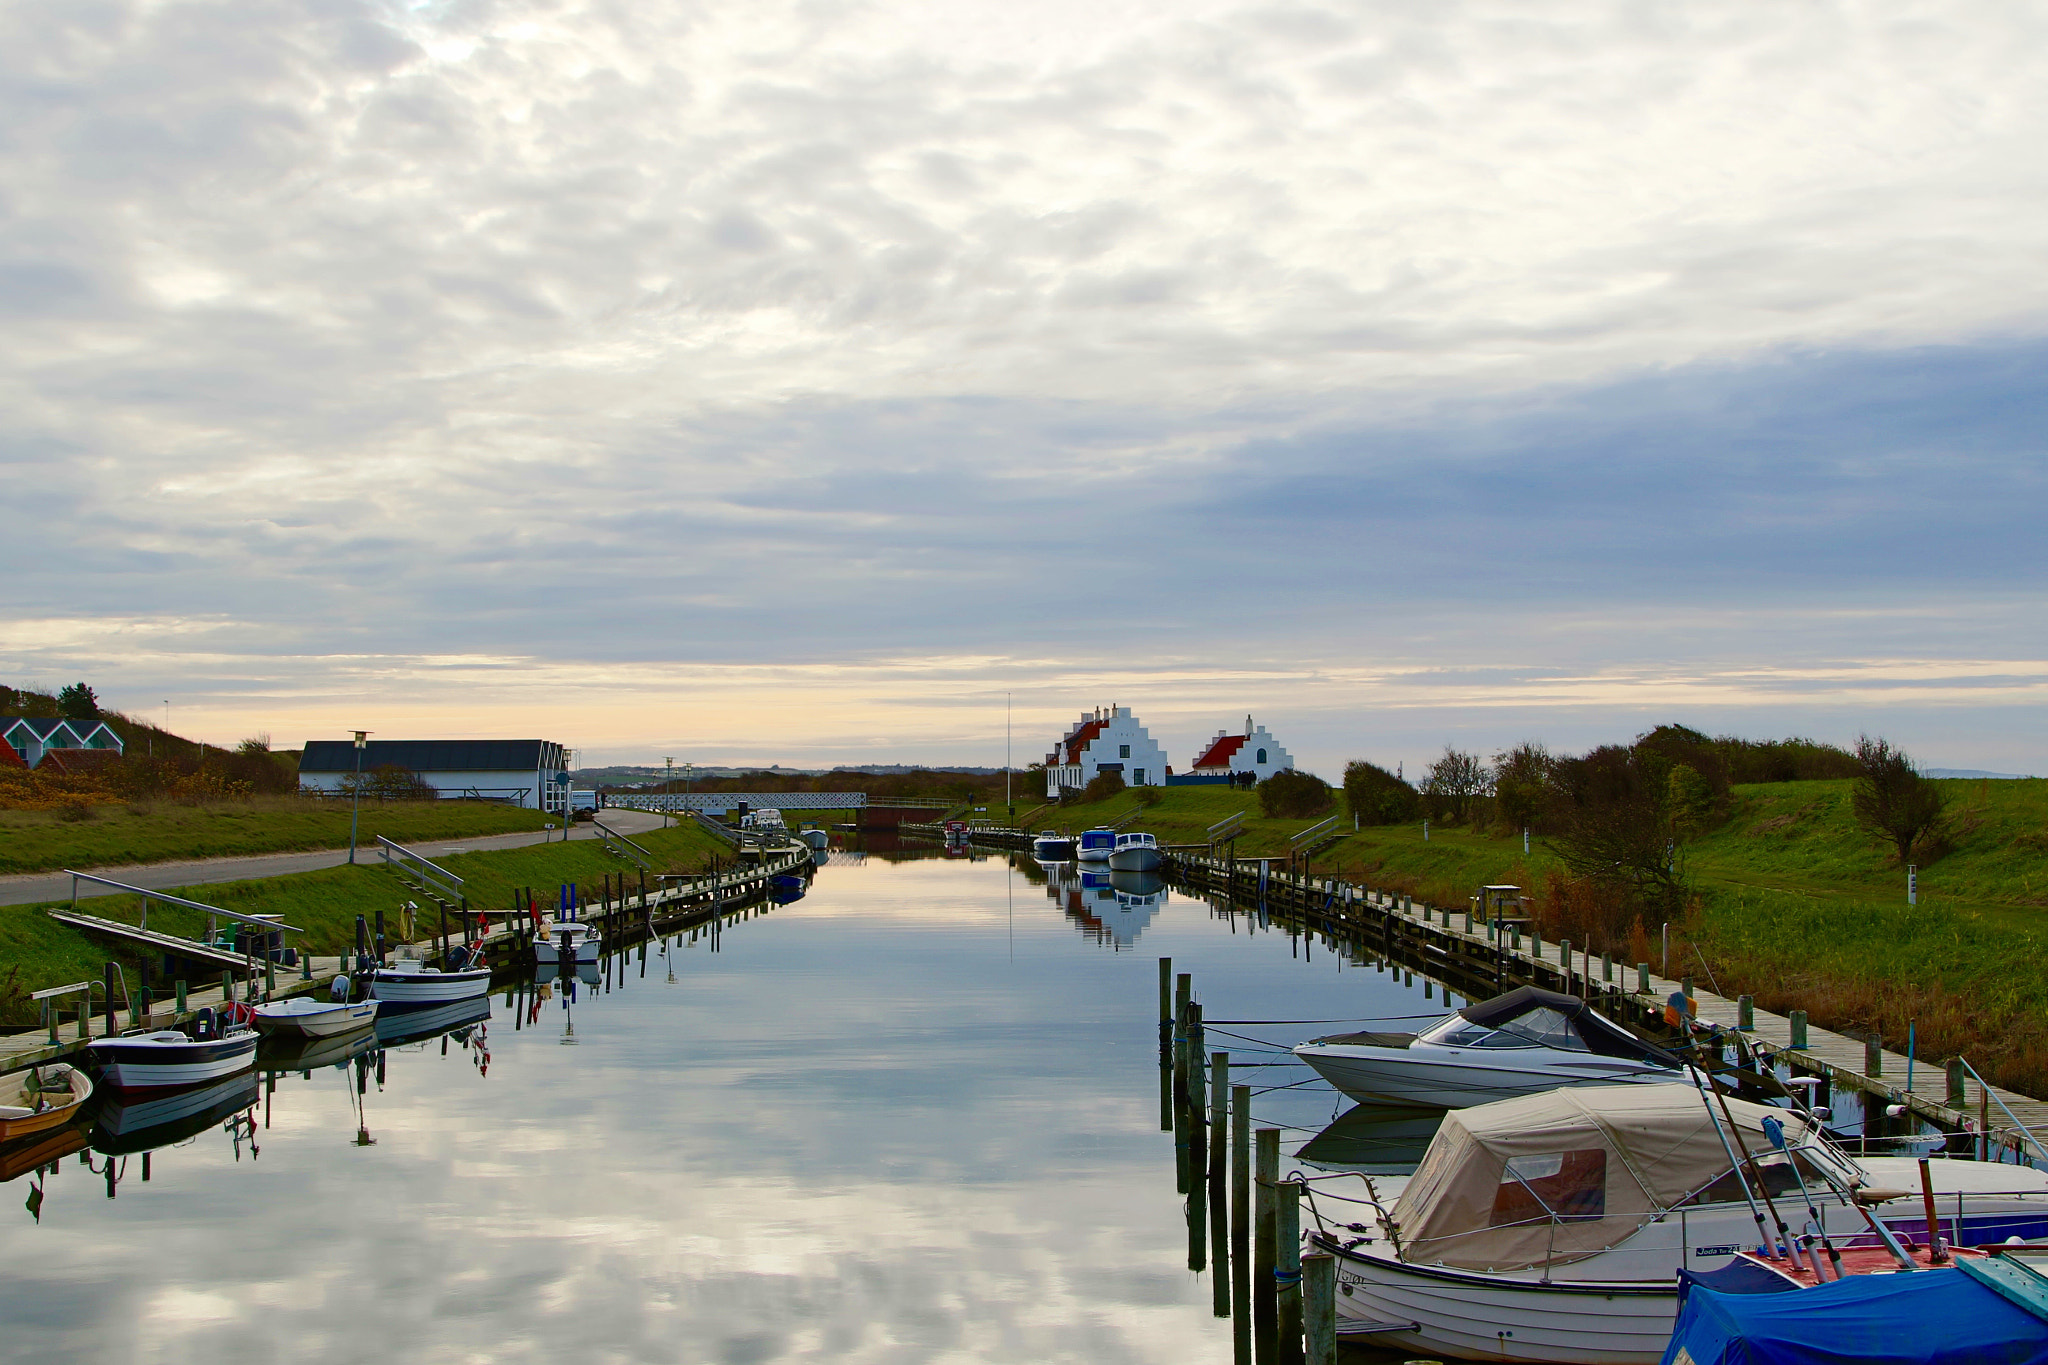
1062,719,1107,765
1190,734,1246,771
38,748,124,776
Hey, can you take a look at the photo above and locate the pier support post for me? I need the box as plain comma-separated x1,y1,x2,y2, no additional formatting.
1866,1035,1883,1077
1277,1182,1302,1365
1738,995,1754,1030
1302,1253,1335,1365
1637,962,1649,993
1254,1128,1278,1364
175,979,186,1014
1790,1010,1808,1049
103,961,116,1037
1947,1058,1968,1110
1232,1085,1251,1362
1211,1050,1231,1317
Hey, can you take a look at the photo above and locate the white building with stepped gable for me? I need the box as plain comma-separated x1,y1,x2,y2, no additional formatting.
1043,705,1169,797
1187,716,1293,783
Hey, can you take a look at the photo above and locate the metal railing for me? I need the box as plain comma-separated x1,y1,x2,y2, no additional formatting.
1207,811,1247,845
591,818,654,870
60,870,303,938
1289,814,1341,850
376,836,464,901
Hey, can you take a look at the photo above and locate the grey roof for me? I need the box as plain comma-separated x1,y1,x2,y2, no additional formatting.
299,739,561,773
1,717,85,741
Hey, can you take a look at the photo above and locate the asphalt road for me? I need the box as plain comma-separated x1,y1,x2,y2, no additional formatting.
0,808,677,907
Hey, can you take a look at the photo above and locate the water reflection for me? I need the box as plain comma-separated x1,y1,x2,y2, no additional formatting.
0,852,1453,1363
1296,1103,1444,1176
91,1073,261,1157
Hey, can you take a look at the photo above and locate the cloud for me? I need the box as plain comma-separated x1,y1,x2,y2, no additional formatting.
2,0,2046,772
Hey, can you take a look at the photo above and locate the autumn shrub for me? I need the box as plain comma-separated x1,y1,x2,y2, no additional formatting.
1259,769,1334,819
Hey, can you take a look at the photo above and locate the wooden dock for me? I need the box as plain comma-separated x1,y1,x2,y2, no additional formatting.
1161,849,2048,1163
0,843,815,1075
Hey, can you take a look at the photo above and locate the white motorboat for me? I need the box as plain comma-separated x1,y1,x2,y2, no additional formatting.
1075,828,1115,862
532,920,602,966
88,1025,258,1091
369,947,492,1010
1107,831,1161,872
799,828,830,851
250,995,379,1038
1294,986,1682,1108
1032,831,1075,861
1308,1084,2048,1364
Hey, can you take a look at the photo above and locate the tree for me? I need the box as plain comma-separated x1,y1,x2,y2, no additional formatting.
56,683,99,721
1420,746,1489,821
1491,742,1551,832
1259,769,1333,819
1666,763,1716,834
1548,745,1689,917
1343,759,1418,825
1851,736,1947,863
237,733,271,756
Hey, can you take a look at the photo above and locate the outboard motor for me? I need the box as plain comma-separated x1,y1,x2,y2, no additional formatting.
192,1007,217,1040
330,974,352,1003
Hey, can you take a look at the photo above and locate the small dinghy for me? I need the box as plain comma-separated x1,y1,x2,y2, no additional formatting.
250,995,379,1038
0,1064,93,1141
88,1016,258,1091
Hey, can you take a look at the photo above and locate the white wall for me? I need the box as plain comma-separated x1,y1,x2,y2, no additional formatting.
299,767,557,810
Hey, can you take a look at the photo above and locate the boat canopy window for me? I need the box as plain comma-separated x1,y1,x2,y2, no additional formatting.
1454,985,1677,1065
1491,1150,1607,1227
1418,1015,1498,1047
1509,1007,1589,1052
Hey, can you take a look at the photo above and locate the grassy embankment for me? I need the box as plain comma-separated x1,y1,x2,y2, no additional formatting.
1043,779,2048,1094
0,796,553,876
0,818,731,1025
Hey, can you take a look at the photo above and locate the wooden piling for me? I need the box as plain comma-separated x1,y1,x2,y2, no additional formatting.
1301,1253,1335,1365
1232,1084,1252,1365
1866,1034,1883,1077
1254,1127,1278,1363
1277,1182,1302,1365
1211,1050,1230,1318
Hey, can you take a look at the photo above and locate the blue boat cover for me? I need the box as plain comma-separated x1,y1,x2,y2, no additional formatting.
1662,1267,2048,1365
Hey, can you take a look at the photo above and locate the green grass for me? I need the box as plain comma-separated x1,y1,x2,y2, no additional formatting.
1042,780,2048,1093
0,820,731,1023
0,796,555,876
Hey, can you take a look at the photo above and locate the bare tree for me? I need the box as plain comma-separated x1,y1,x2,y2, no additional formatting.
1851,736,1947,863
1421,746,1489,821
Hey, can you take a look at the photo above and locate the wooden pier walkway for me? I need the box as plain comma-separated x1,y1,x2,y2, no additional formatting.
0,843,815,1075
1160,849,2048,1162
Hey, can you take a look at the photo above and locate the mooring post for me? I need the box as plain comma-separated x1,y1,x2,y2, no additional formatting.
103,961,116,1036
1866,1034,1883,1078
175,978,187,1015
1637,962,1650,993
1738,995,1754,1030
1789,1009,1808,1050
1254,1128,1278,1363
1277,1182,1303,1365
1175,989,1193,1194
1947,1058,1967,1110
1211,1050,1231,1318
1231,1084,1252,1360
375,909,386,962
1560,939,1571,989
1302,1253,1336,1365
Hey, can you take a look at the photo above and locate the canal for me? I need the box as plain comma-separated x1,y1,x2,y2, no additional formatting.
0,847,1448,1363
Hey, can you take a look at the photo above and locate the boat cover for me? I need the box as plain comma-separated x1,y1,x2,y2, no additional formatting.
1661,1265,2048,1365
1457,985,1680,1063
1392,1085,1838,1272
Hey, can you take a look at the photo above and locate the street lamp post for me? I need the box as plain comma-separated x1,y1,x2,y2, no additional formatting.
347,730,370,864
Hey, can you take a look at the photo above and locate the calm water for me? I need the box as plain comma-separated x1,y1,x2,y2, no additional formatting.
0,849,1452,1364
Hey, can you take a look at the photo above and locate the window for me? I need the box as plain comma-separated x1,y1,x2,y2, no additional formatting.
1501,1007,1588,1051
1257,748,1267,764
1119,744,1131,758
1133,769,1145,784
1491,1150,1607,1226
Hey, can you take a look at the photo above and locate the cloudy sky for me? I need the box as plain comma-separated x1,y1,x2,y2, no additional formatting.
3,0,2043,775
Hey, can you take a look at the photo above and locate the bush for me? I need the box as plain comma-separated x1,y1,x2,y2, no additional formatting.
1260,769,1333,819
1343,759,1418,825
1081,769,1126,803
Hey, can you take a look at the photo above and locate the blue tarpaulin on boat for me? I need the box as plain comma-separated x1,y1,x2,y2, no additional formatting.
1661,1267,2048,1365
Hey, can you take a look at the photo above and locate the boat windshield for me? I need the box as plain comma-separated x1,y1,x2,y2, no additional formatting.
1418,1015,1500,1047
1496,1006,1588,1051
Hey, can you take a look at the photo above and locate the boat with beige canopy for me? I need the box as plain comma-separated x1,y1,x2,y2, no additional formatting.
1307,1084,2048,1363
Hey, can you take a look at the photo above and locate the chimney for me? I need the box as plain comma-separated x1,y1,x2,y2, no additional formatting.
1245,714,1254,737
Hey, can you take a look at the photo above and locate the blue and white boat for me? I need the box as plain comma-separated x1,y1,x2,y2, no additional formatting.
88,1026,258,1091
1076,828,1115,863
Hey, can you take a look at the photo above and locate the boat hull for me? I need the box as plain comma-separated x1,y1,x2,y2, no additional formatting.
251,999,379,1038
369,968,493,1009
1107,846,1161,872
1296,1044,1678,1109
1032,838,1075,861
0,1069,93,1142
1322,1239,1677,1365
88,1032,259,1091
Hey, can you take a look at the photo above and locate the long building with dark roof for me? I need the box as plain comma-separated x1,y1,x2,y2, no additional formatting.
298,738,570,813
